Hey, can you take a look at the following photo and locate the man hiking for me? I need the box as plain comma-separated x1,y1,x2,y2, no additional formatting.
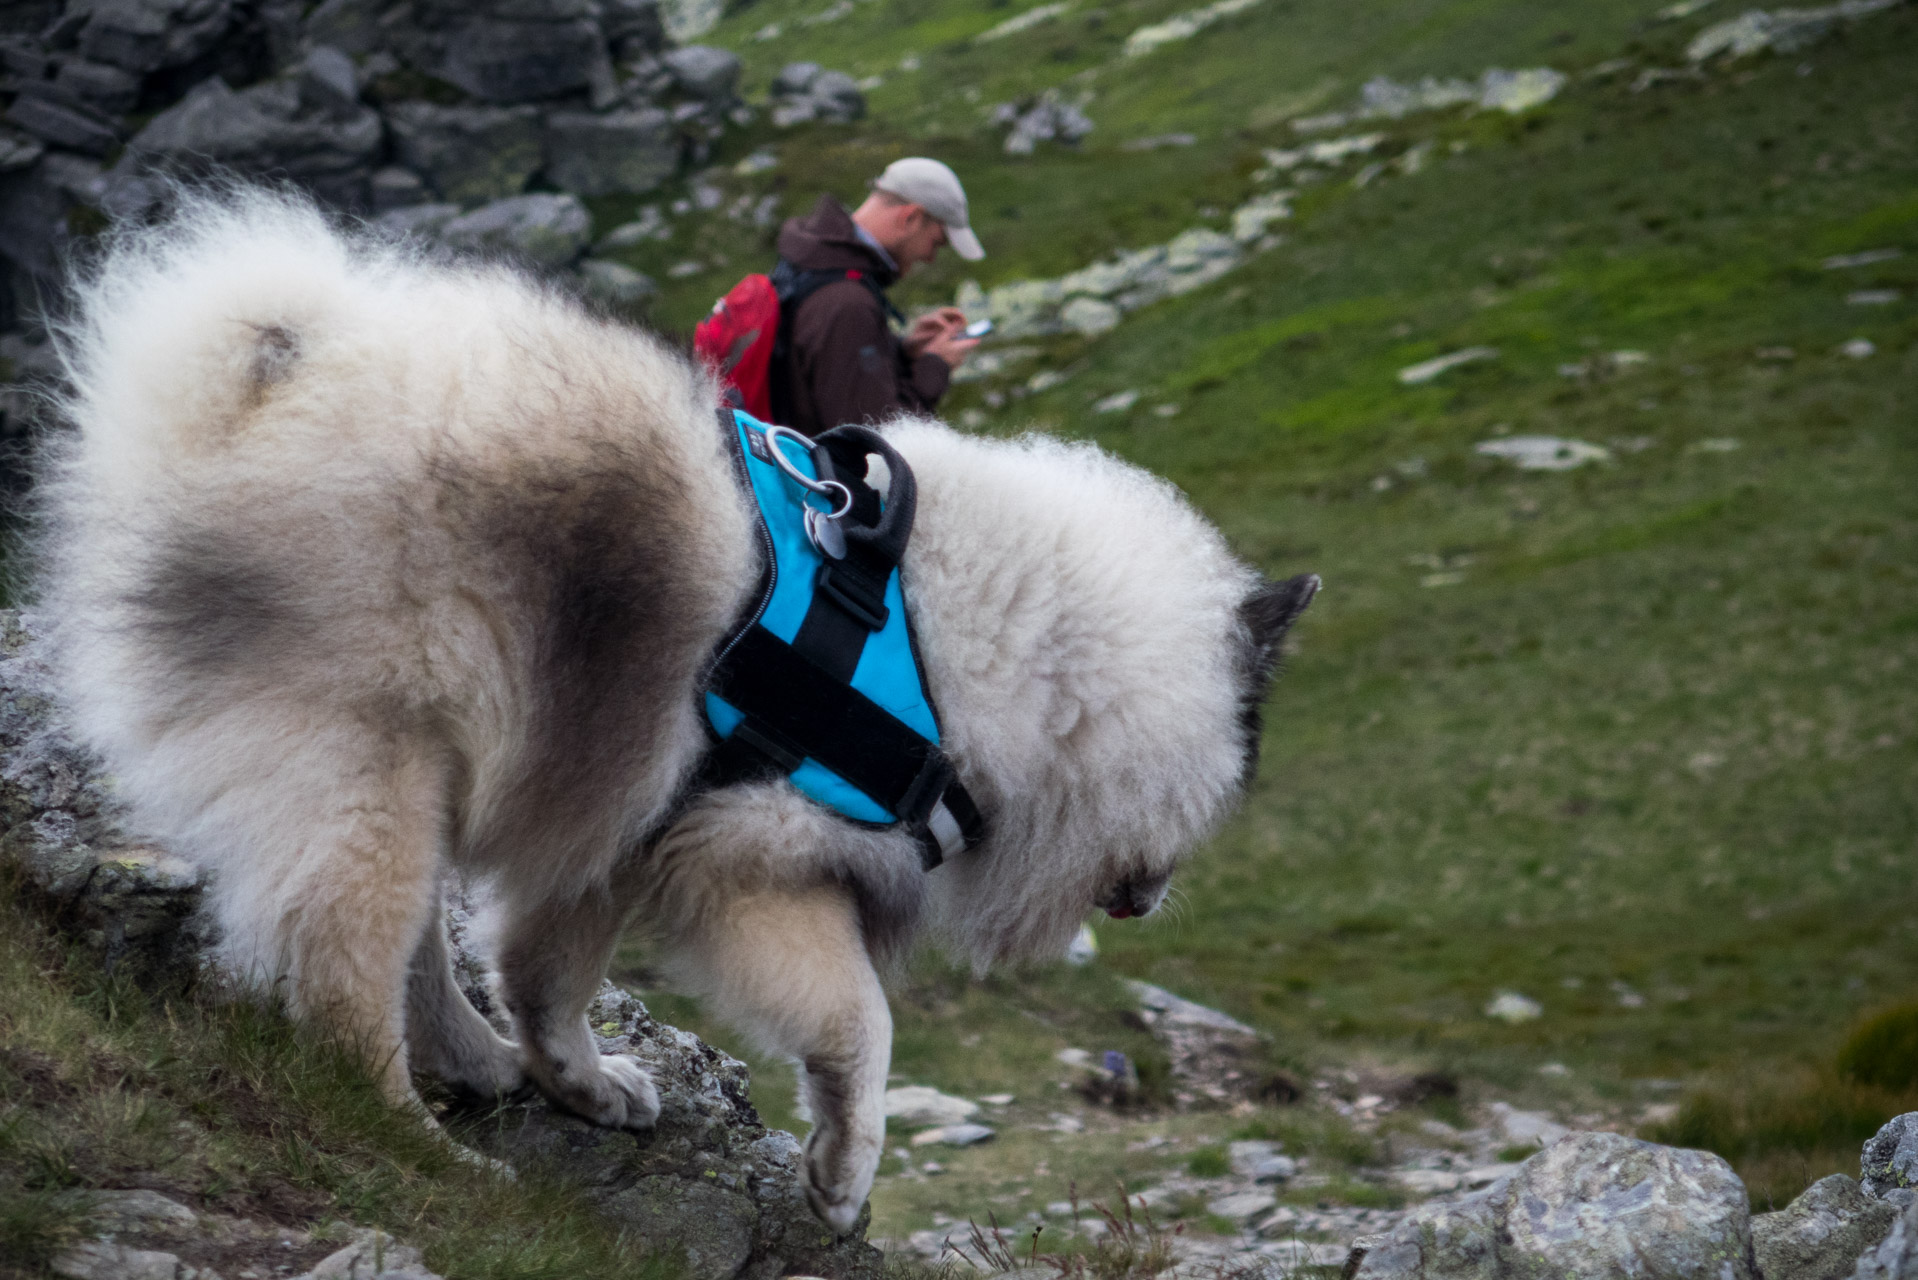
771,157,985,434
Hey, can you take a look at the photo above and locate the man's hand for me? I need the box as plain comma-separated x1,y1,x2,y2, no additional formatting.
906,307,979,369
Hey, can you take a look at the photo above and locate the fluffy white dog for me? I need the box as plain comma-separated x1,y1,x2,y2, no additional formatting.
38,188,1317,1230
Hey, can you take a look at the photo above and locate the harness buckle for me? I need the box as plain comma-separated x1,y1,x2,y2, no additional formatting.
815,562,890,630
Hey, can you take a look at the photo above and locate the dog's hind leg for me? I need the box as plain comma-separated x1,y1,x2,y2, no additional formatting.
493,879,660,1131
235,720,450,1109
405,906,526,1100
662,886,889,1236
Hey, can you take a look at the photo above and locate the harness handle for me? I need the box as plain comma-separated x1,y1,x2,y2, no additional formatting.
812,424,917,572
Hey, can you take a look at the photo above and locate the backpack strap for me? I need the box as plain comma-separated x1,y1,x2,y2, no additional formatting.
767,258,905,424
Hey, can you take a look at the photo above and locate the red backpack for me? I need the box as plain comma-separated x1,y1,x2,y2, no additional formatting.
694,261,894,422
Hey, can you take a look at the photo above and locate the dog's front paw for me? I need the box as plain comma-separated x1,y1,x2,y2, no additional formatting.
540,1052,661,1131
802,1116,880,1236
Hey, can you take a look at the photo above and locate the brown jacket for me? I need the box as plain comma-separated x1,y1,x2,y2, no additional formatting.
774,196,950,434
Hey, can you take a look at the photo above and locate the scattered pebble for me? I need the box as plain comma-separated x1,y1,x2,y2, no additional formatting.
910,1123,997,1147
1475,436,1611,470
884,1085,981,1128
1838,338,1876,358
1539,1062,1572,1076
1756,345,1796,360
1847,289,1901,305
732,148,778,175
1421,571,1465,588
1486,991,1543,1023
1065,921,1098,964
1823,248,1901,269
1094,389,1141,413
1153,403,1182,417
667,260,705,278
1399,346,1498,384
1688,437,1741,453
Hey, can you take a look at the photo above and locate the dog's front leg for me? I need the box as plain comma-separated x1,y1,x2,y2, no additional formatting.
667,886,889,1235
496,887,660,1130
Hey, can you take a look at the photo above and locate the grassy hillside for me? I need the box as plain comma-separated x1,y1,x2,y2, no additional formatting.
613,0,1918,1229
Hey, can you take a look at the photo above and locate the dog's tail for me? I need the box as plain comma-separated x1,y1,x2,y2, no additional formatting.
52,183,393,478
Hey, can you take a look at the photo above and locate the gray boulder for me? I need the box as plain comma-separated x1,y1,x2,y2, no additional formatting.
603,0,666,55
771,61,821,95
543,106,677,195
1853,1199,1918,1280
127,76,383,208
1754,1175,1897,1280
0,125,46,173
297,45,361,117
440,17,605,102
1346,1132,1757,1280
53,59,143,114
1348,1192,1502,1279
577,259,656,307
437,192,592,268
0,610,886,1280
387,101,543,203
1001,92,1093,155
1866,1116,1918,1198
0,159,73,280
6,84,122,156
768,65,863,126
663,44,740,102
372,201,462,239
369,165,431,212
1502,1133,1755,1280
78,0,235,75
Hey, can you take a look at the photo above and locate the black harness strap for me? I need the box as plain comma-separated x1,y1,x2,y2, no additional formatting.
693,414,988,870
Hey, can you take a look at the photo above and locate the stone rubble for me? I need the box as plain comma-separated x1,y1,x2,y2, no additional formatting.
768,61,866,126
50,1189,439,1280
0,609,885,1280
1687,0,1905,61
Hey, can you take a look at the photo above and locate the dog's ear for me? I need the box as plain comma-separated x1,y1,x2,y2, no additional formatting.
1240,573,1320,684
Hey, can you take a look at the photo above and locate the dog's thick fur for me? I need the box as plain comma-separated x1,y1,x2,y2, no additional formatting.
38,188,1316,1230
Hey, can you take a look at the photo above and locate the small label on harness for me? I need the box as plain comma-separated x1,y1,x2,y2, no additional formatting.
745,423,772,462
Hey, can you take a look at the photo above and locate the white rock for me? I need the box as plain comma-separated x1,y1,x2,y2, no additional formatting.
1478,67,1567,113
1128,980,1259,1036
1093,390,1141,414
1123,0,1262,57
884,1085,980,1128
1208,1190,1279,1221
1485,991,1543,1022
1399,346,1498,384
1475,435,1612,471
910,1123,997,1147
1055,1047,1093,1067
1824,248,1900,269
1231,190,1293,242
53,1242,184,1280
1490,1101,1570,1148
1848,289,1901,305
1065,922,1098,965
1839,338,1876,358
1396,1168,1463,1194
1061,297,1122,336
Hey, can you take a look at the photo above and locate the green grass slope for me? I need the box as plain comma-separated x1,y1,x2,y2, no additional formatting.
621,0,1918,1218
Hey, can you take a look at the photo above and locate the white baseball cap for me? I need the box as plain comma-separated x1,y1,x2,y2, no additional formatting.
872,157,985,260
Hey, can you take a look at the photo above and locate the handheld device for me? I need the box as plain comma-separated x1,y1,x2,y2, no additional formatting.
963,318,995,339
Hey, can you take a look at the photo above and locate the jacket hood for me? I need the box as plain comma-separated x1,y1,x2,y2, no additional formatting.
776,196,900,288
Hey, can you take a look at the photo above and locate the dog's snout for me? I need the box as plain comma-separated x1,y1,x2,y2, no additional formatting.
1099,873,1171,920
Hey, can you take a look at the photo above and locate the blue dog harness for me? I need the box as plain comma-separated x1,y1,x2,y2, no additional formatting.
696,410,986,869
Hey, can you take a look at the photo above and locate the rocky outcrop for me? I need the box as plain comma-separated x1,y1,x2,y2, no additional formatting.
1752,1175,1898,1280
0,610,883,1280
0,0,728,331
1343,1122,1918,1280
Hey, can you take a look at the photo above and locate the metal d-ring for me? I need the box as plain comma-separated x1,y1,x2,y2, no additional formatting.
763,424,854,519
